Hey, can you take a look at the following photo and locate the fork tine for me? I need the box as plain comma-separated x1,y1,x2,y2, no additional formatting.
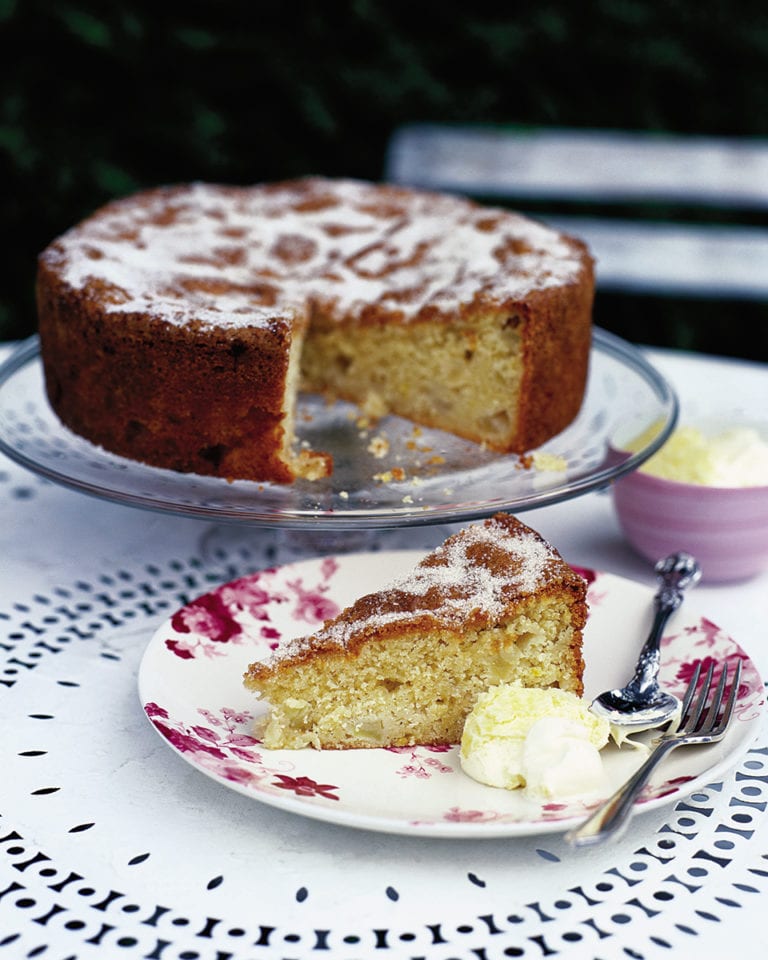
685,661,715,732
715,659,742,734
679,661,702,720
701,663,729,733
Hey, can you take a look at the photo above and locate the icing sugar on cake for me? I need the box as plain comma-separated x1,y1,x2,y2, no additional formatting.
51,178,585,328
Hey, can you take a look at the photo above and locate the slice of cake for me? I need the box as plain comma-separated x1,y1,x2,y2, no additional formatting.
243,513,587,749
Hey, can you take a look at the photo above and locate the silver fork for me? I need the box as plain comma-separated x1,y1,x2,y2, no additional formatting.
567,659,742,846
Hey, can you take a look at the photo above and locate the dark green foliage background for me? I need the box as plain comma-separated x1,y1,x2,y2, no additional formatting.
2,0,767,359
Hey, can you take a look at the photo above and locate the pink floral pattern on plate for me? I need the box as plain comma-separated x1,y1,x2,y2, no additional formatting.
145,702,341,801
164,558,340,660
138,555,765,838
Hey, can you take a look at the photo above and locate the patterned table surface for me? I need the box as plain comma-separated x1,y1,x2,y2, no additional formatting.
1,343,767,960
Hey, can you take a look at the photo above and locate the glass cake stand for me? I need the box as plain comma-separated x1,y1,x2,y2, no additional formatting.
0,328,676,534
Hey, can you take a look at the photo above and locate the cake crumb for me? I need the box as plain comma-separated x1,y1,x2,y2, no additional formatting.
374,467,406,483
532,451,568,473
406,439,434,453
367,435,390,459
362,391,387,419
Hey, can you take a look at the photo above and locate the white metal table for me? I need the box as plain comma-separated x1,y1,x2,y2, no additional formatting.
1,343,766,960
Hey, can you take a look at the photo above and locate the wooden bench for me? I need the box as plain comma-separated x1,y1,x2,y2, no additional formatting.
385,125,768,300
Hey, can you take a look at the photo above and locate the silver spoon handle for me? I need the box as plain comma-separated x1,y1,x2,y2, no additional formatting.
629,553,701,694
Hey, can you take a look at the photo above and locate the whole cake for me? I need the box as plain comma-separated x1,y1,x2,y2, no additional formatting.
37,178,594,483
244,513,588,749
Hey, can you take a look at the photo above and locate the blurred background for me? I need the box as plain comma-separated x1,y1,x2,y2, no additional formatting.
2,0,767,358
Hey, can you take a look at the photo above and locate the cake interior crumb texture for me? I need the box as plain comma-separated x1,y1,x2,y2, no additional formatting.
244,513,587,749
301,308,528,452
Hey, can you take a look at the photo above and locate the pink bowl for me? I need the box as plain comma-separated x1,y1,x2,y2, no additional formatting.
612,469,768,583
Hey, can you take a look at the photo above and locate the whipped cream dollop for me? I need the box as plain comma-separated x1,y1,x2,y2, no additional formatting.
626,424,768,487
460,686,610,799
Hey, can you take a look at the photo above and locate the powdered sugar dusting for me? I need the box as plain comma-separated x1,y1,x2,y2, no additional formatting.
267,515,565,664
43,178,587,329
386,521,552,613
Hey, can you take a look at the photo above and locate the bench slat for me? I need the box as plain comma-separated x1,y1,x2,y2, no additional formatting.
386,125,768,208
548,216,768,298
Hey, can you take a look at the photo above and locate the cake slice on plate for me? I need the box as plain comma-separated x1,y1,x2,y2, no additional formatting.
244,512,587,749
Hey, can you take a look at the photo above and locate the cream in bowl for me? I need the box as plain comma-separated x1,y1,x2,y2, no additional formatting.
612,423,768,582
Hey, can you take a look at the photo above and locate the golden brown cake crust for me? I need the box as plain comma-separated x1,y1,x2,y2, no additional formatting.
37,178,594,482
514,285,594,450
37,261,305,481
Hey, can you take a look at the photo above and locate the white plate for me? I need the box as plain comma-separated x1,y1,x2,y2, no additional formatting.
137,551,764,838
0,329,676,528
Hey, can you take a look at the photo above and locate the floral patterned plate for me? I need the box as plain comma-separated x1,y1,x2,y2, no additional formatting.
138,551,764,838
